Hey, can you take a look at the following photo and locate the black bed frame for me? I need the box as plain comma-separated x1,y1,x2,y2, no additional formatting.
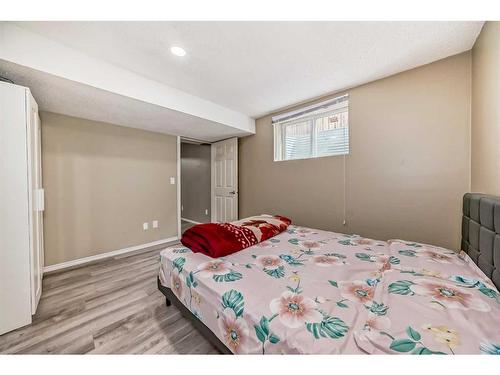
157,277,232,354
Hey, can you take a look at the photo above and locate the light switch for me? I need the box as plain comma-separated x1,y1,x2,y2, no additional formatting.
153,220,159,229
205,209,208,216
170,176,175,185
143,222,149,230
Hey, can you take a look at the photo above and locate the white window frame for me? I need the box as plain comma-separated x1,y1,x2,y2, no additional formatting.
273,97,349,162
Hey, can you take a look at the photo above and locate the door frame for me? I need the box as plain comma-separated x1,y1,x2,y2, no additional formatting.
176,136,181,239
177,137,214,236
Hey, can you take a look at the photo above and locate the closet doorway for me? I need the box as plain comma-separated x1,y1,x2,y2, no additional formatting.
180,140,212,233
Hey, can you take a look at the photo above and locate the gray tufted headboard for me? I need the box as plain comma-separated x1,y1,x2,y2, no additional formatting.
462,193,500,289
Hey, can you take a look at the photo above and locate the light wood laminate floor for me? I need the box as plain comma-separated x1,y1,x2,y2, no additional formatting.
0,245,219,354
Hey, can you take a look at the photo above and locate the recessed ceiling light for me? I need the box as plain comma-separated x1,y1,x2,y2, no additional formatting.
170,46,186,57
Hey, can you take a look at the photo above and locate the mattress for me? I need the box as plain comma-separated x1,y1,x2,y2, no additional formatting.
159,225,500,354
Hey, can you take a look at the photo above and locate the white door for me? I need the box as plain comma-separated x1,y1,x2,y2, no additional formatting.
26,92,44,314
211,138,238,222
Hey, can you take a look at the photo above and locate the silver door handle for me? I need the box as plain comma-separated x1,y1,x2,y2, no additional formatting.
229,191,237,195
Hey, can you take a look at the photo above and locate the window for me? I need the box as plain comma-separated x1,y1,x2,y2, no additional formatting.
273,95,349,161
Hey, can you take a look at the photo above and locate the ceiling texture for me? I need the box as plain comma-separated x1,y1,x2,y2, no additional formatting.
1,21,484,140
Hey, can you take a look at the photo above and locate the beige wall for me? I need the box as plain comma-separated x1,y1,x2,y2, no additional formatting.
240,52,471,250
41,112,178,266
471,22,500,195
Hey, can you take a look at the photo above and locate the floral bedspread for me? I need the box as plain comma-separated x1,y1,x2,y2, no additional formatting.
158,225,500,354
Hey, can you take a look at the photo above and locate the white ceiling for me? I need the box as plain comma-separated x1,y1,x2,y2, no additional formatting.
0,60,246,142
0,22,255,142
16,21,483,118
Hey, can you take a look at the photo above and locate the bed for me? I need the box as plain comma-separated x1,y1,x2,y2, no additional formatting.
158,193,500,354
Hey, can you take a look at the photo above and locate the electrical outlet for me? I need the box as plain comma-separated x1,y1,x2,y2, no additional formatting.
143,222,149,230
205,209,208,216
153,220,159,229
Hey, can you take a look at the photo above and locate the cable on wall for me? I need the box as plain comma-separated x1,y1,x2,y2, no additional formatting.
342,152,347,226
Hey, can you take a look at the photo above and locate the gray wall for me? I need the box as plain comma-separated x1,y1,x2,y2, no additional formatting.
181,143,211,223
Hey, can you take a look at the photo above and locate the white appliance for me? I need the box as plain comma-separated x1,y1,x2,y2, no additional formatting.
0,82,44,335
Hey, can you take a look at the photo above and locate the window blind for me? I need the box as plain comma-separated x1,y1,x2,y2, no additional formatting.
273,95,349,161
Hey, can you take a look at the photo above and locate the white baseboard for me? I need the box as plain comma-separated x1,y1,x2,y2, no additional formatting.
181,217,202,225
43,236,179,274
